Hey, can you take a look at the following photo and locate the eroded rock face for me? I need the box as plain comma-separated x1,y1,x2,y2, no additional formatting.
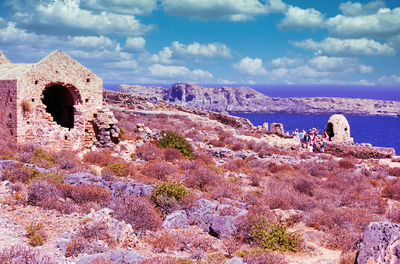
325,142,395,159
270,123,284,135
117,83,400,116
357,221,400,264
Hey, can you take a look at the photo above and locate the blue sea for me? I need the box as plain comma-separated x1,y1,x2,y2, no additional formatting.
104,83,400,154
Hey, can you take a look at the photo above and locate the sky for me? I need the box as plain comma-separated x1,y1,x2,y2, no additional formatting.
0,0,400,86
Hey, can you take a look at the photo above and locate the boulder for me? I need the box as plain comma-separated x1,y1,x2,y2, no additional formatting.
64,172,102,185
186,199,220,232
270,123,284,135
77,248,145,264
357,221,400,264
163,210,190,229
209,215,237,239
229,257,245,264
110,181,154,197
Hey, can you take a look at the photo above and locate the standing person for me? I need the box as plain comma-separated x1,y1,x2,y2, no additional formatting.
293,129,300,141
300,129,306,147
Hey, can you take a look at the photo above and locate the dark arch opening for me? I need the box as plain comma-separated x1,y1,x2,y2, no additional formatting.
325,122,334,141
41,84,76,128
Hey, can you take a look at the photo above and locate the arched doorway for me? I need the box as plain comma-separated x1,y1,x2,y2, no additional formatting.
325,122,334,141
41,84,79,128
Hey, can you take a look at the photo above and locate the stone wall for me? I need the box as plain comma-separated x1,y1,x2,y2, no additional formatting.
14,51,103,150
0,80,17,141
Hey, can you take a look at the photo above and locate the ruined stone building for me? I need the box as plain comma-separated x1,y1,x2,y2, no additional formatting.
325,114,353,143
0,50,119,150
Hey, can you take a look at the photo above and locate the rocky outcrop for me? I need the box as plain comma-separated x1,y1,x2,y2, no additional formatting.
118,83,400,116
324,142,395,159
357,221,400,264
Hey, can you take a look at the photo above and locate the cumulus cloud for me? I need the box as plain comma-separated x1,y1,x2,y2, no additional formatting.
12,0,152,36
80,0,157,15
308,56,357,71
293,37,395,56
123,37,146,53
271,57,303,67
233,57,267,75
359,64,373,74
147,64,213,80
278,6,324,30
170,41,232,58
378,75,400,85
338,0,386,16
326,7,400,38
149,41,232,64
161,0,286,21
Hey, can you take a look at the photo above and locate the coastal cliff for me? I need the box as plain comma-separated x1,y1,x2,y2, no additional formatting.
118,83,400,116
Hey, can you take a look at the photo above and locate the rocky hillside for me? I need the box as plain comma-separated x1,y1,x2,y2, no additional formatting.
0,92,400,264
118,83,400,116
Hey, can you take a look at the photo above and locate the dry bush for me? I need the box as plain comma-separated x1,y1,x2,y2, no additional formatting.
55,150,79,170
38,196,77,214
102,162,132,177
222,159,247,172
268,163,293,174
297,161,331,177
27,180,60,206
1,164,35,183
149,229,213,253
382,179,400,200
83,150,123,167
209,181,239,200
388,167,400,177
65,237,88,257
246,140,263,152
88,259,114,264
243,251,288,264
141,160,177,181
388,207,400,223
139,256,180,264
218,131,232,142
111,196,162,233
148,232,177,252
25,222,47,247
70,184,111,205
248,172,262,187
338,159,355,169
163,148,182,162
0,245,56,264
293,178,314,196
185,129,205,142
195,153,215,165
136,142,163,161
209,139,226,148
184,165,221,191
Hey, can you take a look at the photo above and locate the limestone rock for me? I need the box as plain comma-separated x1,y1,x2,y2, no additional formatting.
229,257,245,264
77,248,145,264
325,114,353,143
357,221,400,264
163,210,190,229
209,215,237,239
270,123,284,135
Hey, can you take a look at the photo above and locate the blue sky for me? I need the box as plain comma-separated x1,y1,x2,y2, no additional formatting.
0,0,399,86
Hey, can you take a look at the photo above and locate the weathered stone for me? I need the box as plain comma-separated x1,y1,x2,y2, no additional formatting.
64,172,102,185
357,221,400,264
229,257,245,264
325,114,353,143
209,215,237,239
163,210,190,229
77,249,145,264
0,50,109,151
270,123,284,135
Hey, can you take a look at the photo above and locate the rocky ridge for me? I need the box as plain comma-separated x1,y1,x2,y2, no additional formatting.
118,83,400,116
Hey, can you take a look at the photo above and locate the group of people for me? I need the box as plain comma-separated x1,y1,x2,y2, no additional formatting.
292,126,330,152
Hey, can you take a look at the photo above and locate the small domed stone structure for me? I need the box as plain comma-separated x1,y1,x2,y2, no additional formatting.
325,114,353,143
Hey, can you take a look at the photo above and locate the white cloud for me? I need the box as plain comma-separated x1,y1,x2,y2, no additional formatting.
338,0,386,16
150,47,173,64
80,0,157,15
278,6,324,30
309,56,355,71
233,57,267,75
359,64,373,74
378,75,400,85
271,57,302,67
352,79,375,86
104,60,138,70
147,64,213,80
123,37,146,53
13,0,152,36
161,0,286,21
326,7,400,38
291,65,329,78
388,35,400,49
293,37,395,56
170,41,232,58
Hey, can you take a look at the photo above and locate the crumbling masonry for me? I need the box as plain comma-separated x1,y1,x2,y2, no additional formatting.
0,50,119,150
